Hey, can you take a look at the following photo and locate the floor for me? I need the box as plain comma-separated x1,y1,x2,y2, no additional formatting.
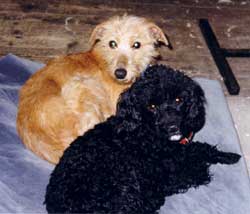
0,0,250,173
228,97,250,176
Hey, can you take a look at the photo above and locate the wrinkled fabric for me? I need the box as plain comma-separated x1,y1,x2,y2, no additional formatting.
0,54,249,213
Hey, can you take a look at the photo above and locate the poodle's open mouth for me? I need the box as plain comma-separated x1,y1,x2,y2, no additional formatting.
166,125,182,141
159,127,183,141
169,134,182,141
168,129,182,141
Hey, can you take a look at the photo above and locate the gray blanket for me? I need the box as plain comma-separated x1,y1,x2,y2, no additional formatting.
0,54,249,213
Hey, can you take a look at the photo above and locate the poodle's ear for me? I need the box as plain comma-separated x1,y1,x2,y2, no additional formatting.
115,89,142,134
184,83,206,133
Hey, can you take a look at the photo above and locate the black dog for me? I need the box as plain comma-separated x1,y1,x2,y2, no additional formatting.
45,65,240,214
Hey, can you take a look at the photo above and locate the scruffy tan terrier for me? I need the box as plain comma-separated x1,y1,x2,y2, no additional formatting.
17,15,171,164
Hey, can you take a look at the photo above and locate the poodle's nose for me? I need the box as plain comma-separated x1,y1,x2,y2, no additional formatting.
168,125,179,134
115,68,127,79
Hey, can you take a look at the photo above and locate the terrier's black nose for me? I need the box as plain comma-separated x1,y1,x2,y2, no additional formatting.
114,68,127,79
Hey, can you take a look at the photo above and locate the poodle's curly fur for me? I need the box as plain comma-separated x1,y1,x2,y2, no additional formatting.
45,65,240,214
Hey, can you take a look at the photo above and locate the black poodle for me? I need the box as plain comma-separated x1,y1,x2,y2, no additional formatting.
45,65,240,214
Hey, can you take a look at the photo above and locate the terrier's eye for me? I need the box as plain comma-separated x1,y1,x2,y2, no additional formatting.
175,97,182,103
109,40,117,49
132,42,141,49
148,104,156,111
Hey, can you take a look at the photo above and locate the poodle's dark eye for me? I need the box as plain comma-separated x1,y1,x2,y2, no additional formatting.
132,42,141,49
175,97,182,104
109,40,117,49
148,104,156,111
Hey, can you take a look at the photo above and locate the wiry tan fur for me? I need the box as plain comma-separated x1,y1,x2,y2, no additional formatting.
17,15,169,164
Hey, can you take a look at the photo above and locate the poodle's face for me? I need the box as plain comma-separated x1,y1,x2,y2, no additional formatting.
116,65,206,141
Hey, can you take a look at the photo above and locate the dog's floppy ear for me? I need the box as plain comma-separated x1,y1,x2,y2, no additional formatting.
115,88,142,134
148,23,172,49
89,24,106,48
184,82,206,133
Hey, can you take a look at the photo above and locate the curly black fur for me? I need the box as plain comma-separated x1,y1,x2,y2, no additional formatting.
45,65,240,214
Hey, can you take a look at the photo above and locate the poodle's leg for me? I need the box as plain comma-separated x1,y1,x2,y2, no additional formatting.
188,142,241,165
206,148,241,164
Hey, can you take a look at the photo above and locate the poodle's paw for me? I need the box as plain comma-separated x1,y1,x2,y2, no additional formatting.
213,151,241,165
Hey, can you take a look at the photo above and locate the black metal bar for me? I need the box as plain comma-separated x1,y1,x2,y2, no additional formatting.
222,48,250,57
199,19,240,95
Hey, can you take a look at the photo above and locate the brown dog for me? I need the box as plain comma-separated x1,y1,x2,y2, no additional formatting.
16,15,170,164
